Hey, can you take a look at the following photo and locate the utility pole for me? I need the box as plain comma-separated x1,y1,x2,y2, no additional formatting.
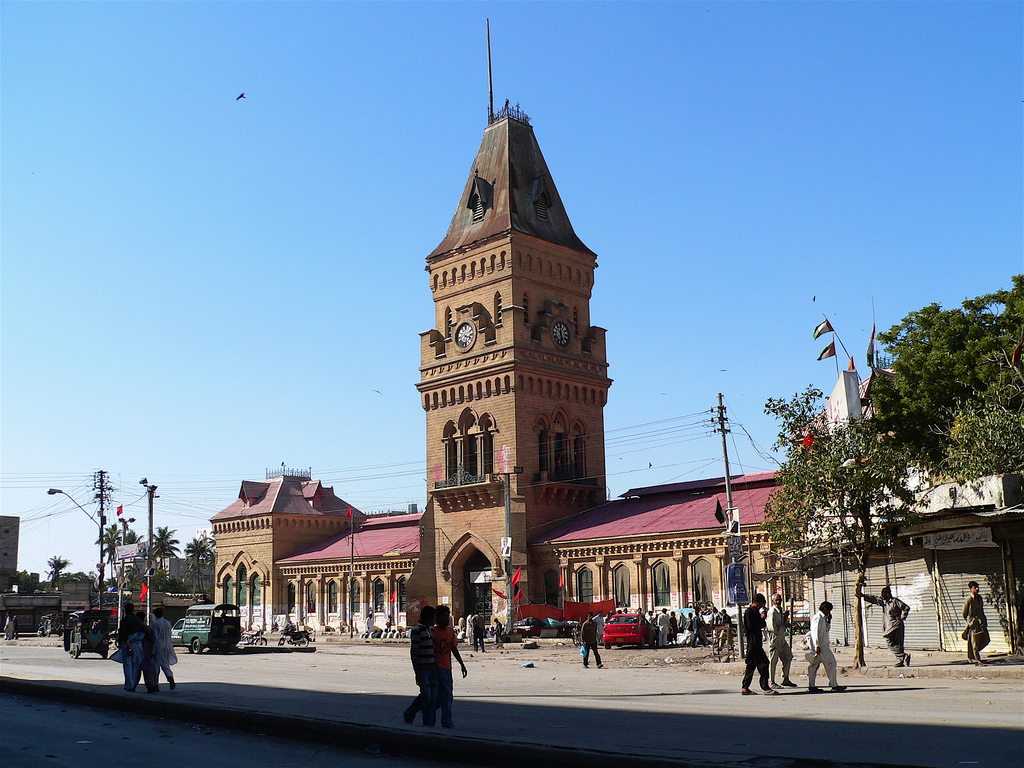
715,395,745,659
140,479,157,621
349,507,355,639
93,470,113,612
118,516,135,629
500,465,523,630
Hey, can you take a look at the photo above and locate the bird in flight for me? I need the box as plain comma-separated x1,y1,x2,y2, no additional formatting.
372,389,382,395
236,93,246,101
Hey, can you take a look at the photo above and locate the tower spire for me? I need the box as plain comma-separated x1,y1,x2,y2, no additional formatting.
487,19,494,122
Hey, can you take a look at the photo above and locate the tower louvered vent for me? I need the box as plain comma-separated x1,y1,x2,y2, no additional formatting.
535,192,550,222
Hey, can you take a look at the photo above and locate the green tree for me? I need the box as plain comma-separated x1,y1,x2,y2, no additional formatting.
873,274,1024,469
46,555,70,588
764,386,916,668
151,526,180,570
944,400,1024,480
184,536,215,593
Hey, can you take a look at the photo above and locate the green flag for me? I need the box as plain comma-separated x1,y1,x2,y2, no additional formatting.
813,319,833,339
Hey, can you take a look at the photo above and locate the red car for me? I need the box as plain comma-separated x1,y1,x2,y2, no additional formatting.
602,613,653,649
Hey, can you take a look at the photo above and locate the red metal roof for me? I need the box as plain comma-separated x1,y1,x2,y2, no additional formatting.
278,513,422,563
533,473,776,544
211,475,362,522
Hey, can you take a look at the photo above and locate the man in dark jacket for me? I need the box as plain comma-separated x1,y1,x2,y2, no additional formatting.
580,611,604,669
740,594,776,695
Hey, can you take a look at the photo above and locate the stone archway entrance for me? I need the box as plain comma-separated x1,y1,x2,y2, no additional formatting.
463,550,494,622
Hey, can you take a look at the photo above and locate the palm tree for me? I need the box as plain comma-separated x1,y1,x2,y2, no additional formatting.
47,555,70,588
184,536,215,594
151,526,180,570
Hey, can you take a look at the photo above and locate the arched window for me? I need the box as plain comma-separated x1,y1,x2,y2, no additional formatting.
544,569,560,606
350,579,361,614
444,306,452,334
251,575,261,607
398,577,408,612
223,576,234,605
692,558,713,605
305,580,316,613
613,565,631,609
652,562,671,607
373,579,386,612
328,581,339,613
237,565,248,606
494,292,502,324
577,567,594,603
538,429,550,473
287,582,296,613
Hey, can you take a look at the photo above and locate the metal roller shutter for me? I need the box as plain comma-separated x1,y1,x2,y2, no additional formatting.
936,546,1008,653
894,554,941,649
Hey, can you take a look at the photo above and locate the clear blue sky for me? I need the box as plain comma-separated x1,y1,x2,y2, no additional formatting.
2,1,1021,577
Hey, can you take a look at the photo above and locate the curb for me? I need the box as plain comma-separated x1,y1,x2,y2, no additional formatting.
0,676,932,768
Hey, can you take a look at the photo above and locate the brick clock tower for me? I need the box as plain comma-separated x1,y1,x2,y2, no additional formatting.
407,105,610,624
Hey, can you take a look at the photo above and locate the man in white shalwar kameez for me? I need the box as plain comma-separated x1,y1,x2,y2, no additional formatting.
151,607,178,690
806,601,846,693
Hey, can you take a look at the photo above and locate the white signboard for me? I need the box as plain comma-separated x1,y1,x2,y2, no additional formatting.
115,542,146,561
922,526,998,550
469,570,493,584
500,537,511,558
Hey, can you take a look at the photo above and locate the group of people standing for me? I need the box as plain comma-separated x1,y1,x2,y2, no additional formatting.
403,605,468,728
114,602,177,693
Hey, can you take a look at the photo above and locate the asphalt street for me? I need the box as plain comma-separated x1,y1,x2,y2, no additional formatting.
1,641,1021,768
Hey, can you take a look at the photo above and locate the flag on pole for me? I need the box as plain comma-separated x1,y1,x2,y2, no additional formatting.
714,499,726,525
558,571,564,588
514,588,523,604
390,588,396,603
817,342,836,361
511,566,522,586
138,583,148,602
492,587,507,599
866,324,876,368
813,319,834,339
117,505,123,517
345,508,352,518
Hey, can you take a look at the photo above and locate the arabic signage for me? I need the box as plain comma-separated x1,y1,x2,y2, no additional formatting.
115,542,146,561
726,535,744,561
922,526,998,550
726,563,750,606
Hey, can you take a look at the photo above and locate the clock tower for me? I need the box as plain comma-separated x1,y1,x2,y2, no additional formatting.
407,105,611,623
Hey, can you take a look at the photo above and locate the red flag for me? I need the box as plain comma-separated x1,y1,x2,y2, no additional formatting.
558,571,564,588
345,508,352,518
803,433,816,449
511,566,521,586
138,583,148,602
117,505,123,517
514,588,523,604
492,588,507,599
390,589,396,603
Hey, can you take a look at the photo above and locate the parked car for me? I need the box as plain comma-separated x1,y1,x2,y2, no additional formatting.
172,603,241,654
602,613,652,649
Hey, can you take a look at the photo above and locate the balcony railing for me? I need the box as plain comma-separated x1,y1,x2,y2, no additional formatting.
435,466,488,489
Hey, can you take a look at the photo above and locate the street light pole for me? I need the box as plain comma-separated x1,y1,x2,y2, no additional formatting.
500,465,523,630
140,479,157,621
47,488,105,609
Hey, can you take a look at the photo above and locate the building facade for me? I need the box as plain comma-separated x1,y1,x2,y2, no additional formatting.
406,104,612,623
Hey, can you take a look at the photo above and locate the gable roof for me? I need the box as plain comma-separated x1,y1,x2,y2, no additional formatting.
278,513,422,563
428,115,594,258
532,472,776,545
210,475,362,522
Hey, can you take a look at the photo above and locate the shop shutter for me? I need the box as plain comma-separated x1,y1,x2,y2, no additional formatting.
936,546,1007,653
894,553,941,649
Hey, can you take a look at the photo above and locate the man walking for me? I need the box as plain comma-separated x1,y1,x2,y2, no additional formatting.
766,593,796,688
580,611,604,669
433,605,467,729
806,601,846,693
403,605,438,726
864,586,911,667
151,607,178,690
962,581,989,666
740,594,776,695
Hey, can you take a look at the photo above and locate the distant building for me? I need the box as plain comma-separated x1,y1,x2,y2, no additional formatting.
0,516,19,591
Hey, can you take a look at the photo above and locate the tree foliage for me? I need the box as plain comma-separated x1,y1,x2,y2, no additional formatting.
184,536,215,593
764,386,916,667
873,274,1024,470
945,400,1024,480
46,555,69,587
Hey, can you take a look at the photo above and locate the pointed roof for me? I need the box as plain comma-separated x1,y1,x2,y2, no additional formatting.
428,115,594,258
210,474,363,522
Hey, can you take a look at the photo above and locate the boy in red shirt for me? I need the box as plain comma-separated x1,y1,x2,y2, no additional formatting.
433,605,468,728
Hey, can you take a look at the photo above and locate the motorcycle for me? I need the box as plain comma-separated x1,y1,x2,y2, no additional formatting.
37,614,63,637
239,628,267,646
278,625,312,647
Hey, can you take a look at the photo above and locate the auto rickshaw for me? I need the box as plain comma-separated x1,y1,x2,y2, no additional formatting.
65,609,111,659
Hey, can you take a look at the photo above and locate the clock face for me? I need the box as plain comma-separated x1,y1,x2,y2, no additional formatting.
455,322,476,349
552,321,570,347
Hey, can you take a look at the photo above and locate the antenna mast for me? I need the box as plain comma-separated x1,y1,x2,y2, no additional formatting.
487,19,494,121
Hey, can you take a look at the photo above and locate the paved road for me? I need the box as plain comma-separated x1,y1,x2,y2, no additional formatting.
0,692,435,768
1,642,1021,768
